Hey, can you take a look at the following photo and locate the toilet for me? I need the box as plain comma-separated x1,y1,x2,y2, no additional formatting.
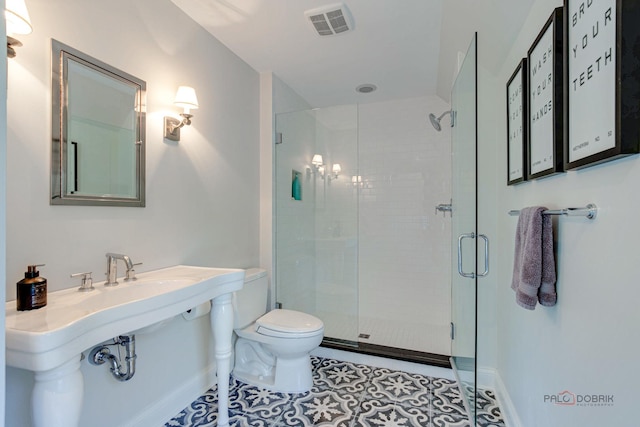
232,268,324,393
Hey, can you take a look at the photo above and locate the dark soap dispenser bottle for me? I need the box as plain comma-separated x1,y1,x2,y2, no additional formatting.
17,264,47,311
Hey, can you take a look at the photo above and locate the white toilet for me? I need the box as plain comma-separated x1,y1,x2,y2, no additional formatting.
232,268,324,393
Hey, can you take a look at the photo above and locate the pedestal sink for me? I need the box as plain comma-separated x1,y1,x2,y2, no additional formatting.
5,265,245,427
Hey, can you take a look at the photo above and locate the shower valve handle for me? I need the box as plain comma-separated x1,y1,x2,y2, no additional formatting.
435,202,453,217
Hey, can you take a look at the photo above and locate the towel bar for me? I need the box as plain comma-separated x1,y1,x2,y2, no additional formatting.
508,203,597,220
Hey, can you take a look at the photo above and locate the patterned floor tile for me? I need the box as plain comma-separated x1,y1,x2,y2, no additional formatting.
366,367,431,408
228,413,274,427
279,388,360,426
164,388,219,427
430,377,467,417
311,355,324,371
354,399,430,427
228,381,291,420
476,389,506,427
164,357,507,427
314,358,372,393
431,412,471,427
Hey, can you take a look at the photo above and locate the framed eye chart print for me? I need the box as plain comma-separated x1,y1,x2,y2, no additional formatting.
527,7,565,180
507,58,527,185
564,0,640,169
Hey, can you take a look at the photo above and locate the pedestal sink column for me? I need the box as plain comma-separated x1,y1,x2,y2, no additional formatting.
32,356,83,427
211,293,234,427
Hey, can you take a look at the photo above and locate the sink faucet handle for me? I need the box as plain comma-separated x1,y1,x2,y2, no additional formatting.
71,271,94,292
125,262,142,282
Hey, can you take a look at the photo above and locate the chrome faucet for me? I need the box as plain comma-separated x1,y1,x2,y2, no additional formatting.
105,253,140,286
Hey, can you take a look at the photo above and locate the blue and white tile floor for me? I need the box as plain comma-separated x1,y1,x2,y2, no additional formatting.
164,356,505,427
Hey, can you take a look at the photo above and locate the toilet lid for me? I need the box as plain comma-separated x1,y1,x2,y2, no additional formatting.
256,309,324,337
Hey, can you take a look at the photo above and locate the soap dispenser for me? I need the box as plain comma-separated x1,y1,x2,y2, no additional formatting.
17,264,47,311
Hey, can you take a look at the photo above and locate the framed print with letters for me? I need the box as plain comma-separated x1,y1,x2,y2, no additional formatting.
527,7,565,180
564,0,640,169
507,58,527,185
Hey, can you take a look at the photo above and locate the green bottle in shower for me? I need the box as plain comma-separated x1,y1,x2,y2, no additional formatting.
292,174,301,200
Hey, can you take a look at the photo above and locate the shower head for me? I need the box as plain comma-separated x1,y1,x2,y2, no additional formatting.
429,113,442,131
429,110,452,132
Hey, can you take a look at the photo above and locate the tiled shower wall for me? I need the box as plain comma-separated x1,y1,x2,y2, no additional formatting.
276,96,452,355
358,97,452,355
313,106,359,342
275,110,318,316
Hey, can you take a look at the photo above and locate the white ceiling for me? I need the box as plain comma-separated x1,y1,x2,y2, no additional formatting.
170,0,538,108
171,0,443,108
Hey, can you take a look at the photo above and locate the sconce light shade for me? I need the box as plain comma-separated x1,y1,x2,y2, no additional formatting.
312,154,323,167
6,0,32,35
6,0,32,58
174,86,199,113
164,86,199,141
332,163,341,177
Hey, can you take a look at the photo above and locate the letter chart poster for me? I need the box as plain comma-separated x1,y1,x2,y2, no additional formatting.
568,0,616,163
508,66,525,182
529,24,555,176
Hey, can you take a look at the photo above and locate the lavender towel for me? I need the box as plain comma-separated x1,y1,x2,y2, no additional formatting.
510,206,557,310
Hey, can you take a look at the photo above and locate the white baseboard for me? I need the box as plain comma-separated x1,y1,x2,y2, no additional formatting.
493,371,523,427
122,362,217,427
476,367,522,427
477,366,496,389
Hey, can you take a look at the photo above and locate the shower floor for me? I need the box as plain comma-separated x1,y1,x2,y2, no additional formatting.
319,311,451,356
358,317,451,355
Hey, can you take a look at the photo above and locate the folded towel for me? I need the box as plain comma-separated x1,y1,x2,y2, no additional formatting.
511,206,557,310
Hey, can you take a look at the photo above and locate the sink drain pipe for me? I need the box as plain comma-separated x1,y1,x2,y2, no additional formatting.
88,335,137,382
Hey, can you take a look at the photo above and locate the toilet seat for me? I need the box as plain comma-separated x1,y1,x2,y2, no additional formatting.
255,309,324,339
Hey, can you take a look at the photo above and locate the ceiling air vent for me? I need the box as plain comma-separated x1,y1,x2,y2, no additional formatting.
304,3,354,37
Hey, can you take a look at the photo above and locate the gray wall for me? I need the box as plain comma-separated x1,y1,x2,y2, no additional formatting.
482,0,638,425
5,0,259,425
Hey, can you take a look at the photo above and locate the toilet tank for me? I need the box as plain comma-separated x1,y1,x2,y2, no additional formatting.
233,268,269,329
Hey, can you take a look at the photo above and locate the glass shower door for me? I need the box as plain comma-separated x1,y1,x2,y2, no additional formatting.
274,105,359,344
450,34,478,424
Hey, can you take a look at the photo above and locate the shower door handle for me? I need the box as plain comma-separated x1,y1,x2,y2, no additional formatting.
457,232,475,279
478,234,489,277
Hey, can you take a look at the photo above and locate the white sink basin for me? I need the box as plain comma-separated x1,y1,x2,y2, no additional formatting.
6,265,244,372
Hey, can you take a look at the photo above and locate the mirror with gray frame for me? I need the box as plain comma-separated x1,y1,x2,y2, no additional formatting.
51,39,146,207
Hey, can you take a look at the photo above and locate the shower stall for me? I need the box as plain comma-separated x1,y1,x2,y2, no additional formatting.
274,34,478,424
274,97,453,361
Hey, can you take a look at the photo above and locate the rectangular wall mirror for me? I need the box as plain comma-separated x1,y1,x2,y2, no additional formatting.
51,39,146,207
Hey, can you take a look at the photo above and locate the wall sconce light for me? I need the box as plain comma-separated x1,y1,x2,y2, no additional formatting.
351,175,363,187
312,154,323,169
6,0,33,58
164,86,199,141
311,154,326,177
331,163,341,179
